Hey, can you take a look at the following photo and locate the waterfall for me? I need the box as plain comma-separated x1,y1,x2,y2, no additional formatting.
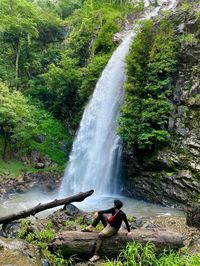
59,0,179,198
59,33,133,197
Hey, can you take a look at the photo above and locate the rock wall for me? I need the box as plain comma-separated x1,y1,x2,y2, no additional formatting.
123,7,200,208
0,172,61,199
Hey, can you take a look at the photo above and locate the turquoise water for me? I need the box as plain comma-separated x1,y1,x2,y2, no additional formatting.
0,190,184,219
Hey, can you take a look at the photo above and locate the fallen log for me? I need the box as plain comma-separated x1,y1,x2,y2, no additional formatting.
49,229,185,259
0,190,94,225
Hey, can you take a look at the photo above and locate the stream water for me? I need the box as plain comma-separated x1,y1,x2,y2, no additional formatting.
0,190,183,218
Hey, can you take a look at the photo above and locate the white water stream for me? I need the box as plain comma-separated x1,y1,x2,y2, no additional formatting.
59,0,180,198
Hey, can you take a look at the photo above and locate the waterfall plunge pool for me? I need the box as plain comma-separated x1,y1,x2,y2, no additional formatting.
0,190,184,219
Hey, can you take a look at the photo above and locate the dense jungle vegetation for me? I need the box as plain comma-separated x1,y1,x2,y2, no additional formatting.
118,18,180,150
0,0,144,170
0,0,199,171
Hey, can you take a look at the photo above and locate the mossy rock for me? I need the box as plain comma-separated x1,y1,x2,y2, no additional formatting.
0,236,41,266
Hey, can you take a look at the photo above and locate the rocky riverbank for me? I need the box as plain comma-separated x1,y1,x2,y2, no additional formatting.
0,205,199,266
0,171,62,199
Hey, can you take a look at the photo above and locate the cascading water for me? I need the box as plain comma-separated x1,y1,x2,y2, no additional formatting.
59,33,133,197
59,0,179,198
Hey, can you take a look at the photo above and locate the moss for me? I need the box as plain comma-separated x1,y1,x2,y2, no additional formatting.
166,172,174,177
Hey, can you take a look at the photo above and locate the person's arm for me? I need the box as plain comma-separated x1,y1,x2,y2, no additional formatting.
98,208,114,214
123,214,131,232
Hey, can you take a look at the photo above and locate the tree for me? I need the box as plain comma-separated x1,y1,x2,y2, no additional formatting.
0,82,35,159
0,0,40,88
0,0,63,88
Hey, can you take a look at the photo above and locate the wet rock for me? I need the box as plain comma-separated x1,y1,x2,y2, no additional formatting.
41,259,50,266
82,215,93,225
113,32,123,44
1,221,23,238
63,203,82,216
0,171,62,197
75,262,96,266
35,163,45,169
0,236,41,266
59,140,69,154
34,135,46,144
177,22,185,33
47,209,74,228
142,222,158,229
0,219,44,239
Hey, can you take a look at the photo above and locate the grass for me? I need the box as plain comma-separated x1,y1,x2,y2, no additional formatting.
103,242,200,266
0,159,34,179
0,157,65,180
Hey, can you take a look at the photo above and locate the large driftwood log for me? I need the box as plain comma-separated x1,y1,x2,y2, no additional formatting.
0,190,94,225
49,229,185,259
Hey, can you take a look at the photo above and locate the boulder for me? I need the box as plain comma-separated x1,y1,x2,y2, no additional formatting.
0,236,41,266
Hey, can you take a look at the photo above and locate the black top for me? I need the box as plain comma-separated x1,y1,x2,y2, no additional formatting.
98,208,130,232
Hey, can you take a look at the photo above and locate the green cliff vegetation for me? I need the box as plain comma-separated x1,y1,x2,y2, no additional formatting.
0,0,144,170
118,18,180,151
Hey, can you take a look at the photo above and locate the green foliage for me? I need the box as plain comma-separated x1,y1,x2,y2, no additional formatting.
180,34,198,46
36,0,133,129
0,82,70,164
104,242,200,266
18,219,75,265
189,94,200,107
79,54,110,102
94,19,119,54
0,0,63,87
118,18,180,150
0,0,145,165
0,82,36,158
19,100,71,165
83,0,144,14
180,2,191,13
18,219,30,239
31,110,71,165
19,220,55,249
46,249,75,266
0,158,33,177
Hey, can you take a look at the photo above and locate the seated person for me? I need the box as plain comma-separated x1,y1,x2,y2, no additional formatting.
82,199,131,262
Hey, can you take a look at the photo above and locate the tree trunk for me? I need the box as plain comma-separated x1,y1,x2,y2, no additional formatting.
49,229,185,259
0,190,94,225
15,39,21,89
2,132,8,160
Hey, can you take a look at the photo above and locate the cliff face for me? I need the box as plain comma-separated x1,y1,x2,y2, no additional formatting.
123,6,200,207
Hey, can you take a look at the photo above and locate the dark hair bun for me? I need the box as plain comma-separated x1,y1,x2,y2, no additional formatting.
114,199,123,209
